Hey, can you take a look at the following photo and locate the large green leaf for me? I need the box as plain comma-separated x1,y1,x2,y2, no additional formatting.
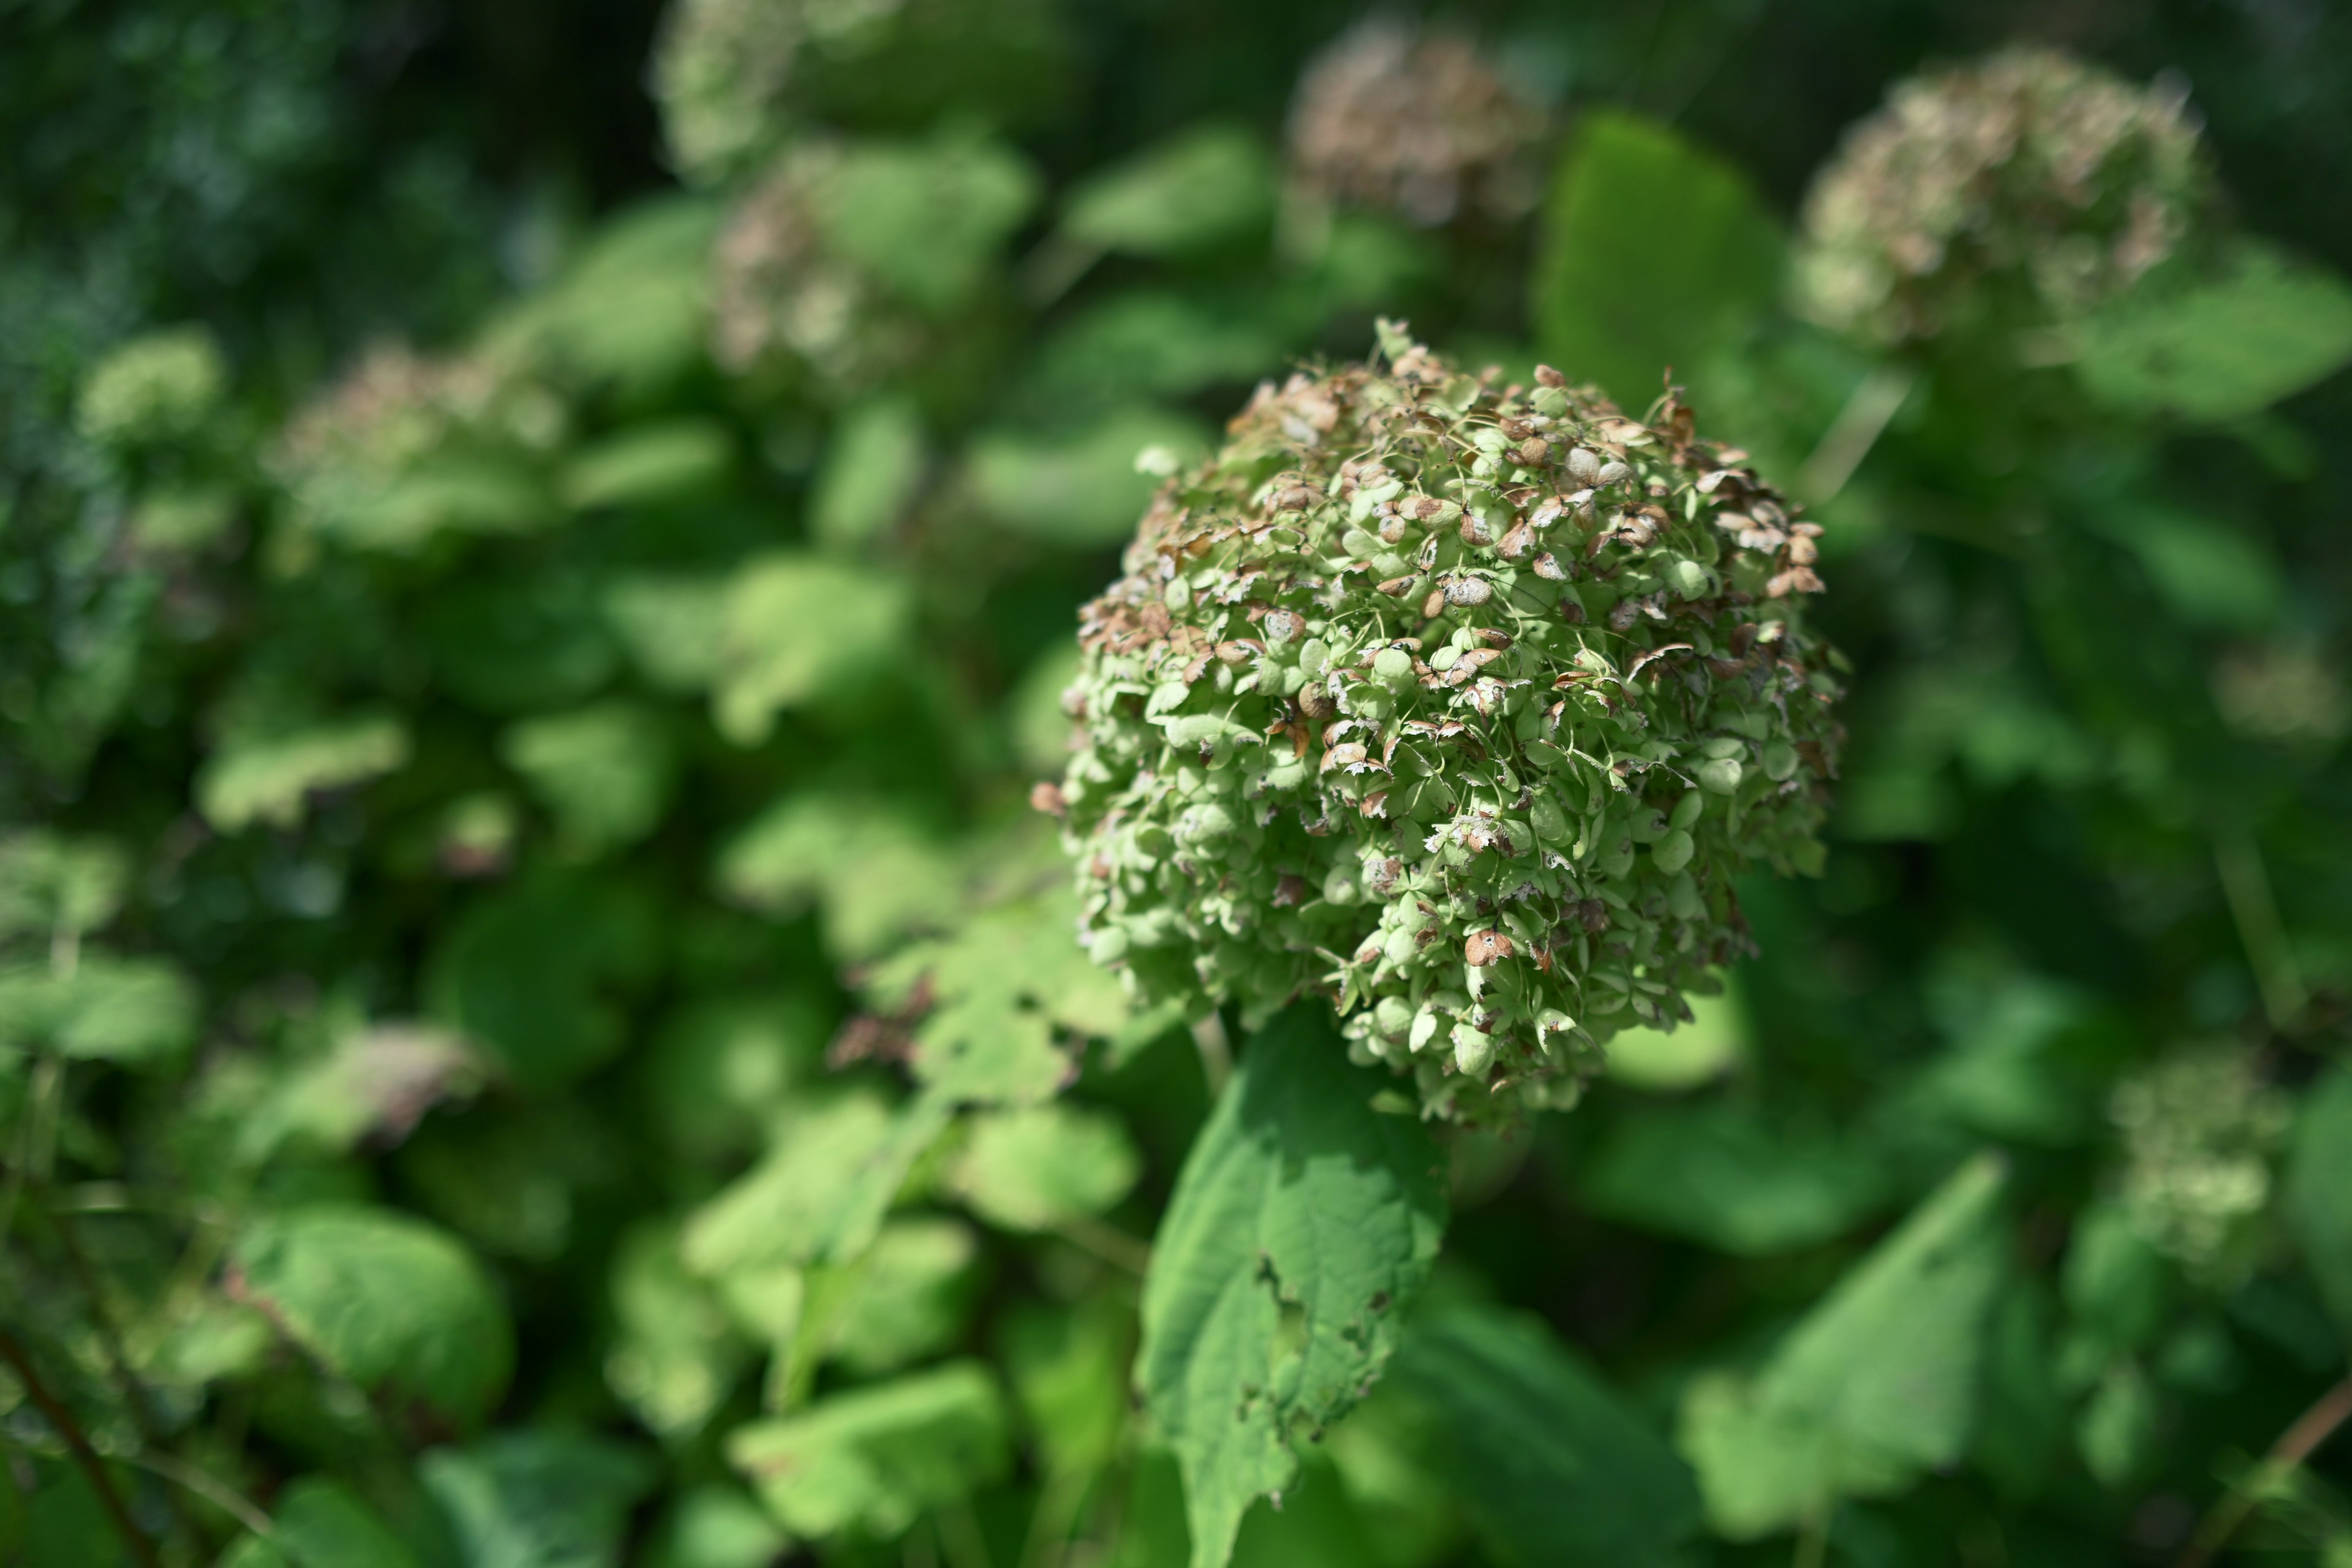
953,1103,1142,1232
727,1360,1010,1539
1532,110,1782,409
424,872,655,1090
1676,1154,2009,1538
1137,1004,1447,1568
1058,126,1276,258
1386,1300,1701,1567
2073,241,2352,422
2287,1065,2352,1342
500,700,680,854
0,830,129,942
0,954,197,1066
224,1479,421,1568
605,1223,747,1440
231,1205,513,1428
196,715,409,832
1580,1100,1887,1256
816,137,1039,313
682,1091,951,1276
710,554,914,744
713,793,959,964
420,1431,655,1568
967,407,1211,546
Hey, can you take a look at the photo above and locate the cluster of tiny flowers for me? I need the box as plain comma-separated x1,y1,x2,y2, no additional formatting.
273,342,564,534
2211,644,2348,749
709,143,926,398
1793,46,2208,348
650,0,805,186
1050,326,1843,1122
1285,20,1547,228
2111,1042,2291,1287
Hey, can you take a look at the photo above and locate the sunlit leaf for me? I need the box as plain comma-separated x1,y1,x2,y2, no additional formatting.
501,700,680,853
225,1479,421,1568
232,1205,514,1428
1138,1005,1446,1568
711,554,913,744
1532,110,1782,407
812,398,927,552
562,418,733,510
1675,1155,2009,1537
728,1360,1011,1539
2074,242,2352,421
1059,126,1276,258
827,1216,982,1375
818,137,1039,312
968,407,1212,546
0,954,197,1066
954,1103,1142,1232
197,714,409,832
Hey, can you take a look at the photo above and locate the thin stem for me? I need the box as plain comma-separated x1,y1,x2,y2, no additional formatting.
0,1325,163,1568
1800,364,1916,506
2211,821,2309,1030
1052,1214,1151,1279
2174,1374,2352,1568
123,1449,274,1539
1191,1012,1232,1100
1792,1507,1832,1568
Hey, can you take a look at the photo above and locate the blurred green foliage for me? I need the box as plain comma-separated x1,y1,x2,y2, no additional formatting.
4,2,2352,1567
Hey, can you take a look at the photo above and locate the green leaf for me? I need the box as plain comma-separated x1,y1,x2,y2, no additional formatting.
561,418,733,510
1385,1300,1700,1567
0,954,197,1066
1137,1004,1447,1568
1002,1298,1133,1482
727,1360,1011,1539
812,398,927,554
644,992,826,1163
711,554,914,744
420,1431,656,1568
953,1103,1142,1232
682,1091,951,1276
2287,1066,2352,1342
2062,1200,2174,1359
1675,1154,2009,1538
2073,241,2352,421
826,1216,982,1376
641,1485,789,1568
2089,502,2284,632
1580,1101,1887,1256
1532,110,1782,408
231,1205,514,1428
515,195,720,390
864,884,1135,1107
0,830,130,942
197,714,409,832
501,700,680,853
424,871,654,1090
1059,126,1276,258
968,407,1211,546
255,1479,422,1568
1602,986,1745,1091
425,575,620,714
239,1023,480,1160
2075,1360,2160,1488
713,793,959,963
605,1223,747,1440
818,137,1040,312
603,573,730,694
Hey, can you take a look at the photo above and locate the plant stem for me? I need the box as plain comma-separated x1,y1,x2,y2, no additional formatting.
1191,1012,1232,1099
2174,1374,2352,1568
2211,821,2309,1030
1793,1507,1833,1568
1800,364,1916,505
0,1325,163,1568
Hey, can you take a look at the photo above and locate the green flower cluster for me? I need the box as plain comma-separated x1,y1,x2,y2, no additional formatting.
1053,326,1843,1121
1794,46,2209,348
273,342,566,548
2112,1042,2291,1287
75,327,227,448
